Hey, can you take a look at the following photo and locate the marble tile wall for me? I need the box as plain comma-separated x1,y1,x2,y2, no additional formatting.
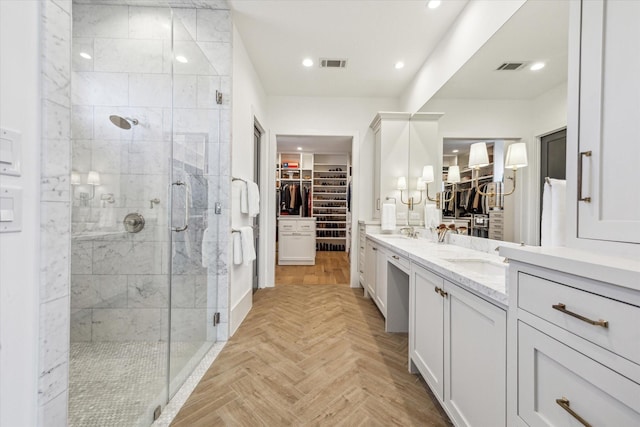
40,1,72,425
69,3,231,344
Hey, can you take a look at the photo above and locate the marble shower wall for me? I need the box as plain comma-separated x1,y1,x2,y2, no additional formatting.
69,4,231,343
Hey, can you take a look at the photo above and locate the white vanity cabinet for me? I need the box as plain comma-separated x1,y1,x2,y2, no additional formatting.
506,256,640,427
358,223,366,286
278,218,316,265
410,262,507,427
364,238,389,317
410,263,445,400
374,245,388,316
570,0,640,245
364,239,377,301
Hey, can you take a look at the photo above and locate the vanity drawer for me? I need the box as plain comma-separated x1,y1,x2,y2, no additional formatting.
297,221,315,231
517,322,640,427
387,252,409,273
279,221,297,231
518,272,640,365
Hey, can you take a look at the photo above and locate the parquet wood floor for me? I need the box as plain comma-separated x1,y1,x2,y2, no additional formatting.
276,251,351,285
171,285,453,426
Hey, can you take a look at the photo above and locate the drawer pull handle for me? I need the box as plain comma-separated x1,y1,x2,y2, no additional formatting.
556,397,593,427
392,255,400,260
434,287,448,298
552,303,609,328
372,247,377,251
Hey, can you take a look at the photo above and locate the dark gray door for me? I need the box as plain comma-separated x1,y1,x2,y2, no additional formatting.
539,129,566,239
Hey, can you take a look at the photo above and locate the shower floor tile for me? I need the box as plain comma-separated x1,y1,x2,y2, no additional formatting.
69,341,205,427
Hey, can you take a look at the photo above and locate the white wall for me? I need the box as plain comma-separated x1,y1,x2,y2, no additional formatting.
230,25,268,335
400,0,526,114
0,1,41,424
265,96,399,288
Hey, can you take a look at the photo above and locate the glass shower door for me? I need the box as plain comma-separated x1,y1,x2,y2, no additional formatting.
167,9,220,398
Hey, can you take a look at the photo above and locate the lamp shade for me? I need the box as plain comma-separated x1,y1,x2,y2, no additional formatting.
71,171,81,186
505,142,528,169
397,176,407,191
468,142,489,168
416,178,426,191
87,170,101,186
446,165,461,183
422,165,435,183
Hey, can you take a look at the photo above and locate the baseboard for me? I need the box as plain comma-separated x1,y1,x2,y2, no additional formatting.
230,288,252,337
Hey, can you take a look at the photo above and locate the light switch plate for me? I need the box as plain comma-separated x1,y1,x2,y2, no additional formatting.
0,186,22,232
0,128,22,176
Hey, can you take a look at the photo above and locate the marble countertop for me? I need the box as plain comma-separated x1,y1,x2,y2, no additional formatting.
500,245,640,292
367,233,508,308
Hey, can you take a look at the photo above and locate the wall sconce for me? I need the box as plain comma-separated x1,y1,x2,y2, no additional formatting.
397,176,425,210
468,142,527,196
72,170,101,204
422,165,460,209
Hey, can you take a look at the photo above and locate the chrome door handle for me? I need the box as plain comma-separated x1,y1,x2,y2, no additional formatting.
172,180,189,232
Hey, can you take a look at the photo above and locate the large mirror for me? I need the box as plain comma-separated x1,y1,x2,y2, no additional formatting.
410,0,569,244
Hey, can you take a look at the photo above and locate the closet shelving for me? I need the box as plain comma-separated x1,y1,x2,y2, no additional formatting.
442,163,503,238
277,152,313,217
313,154,350,251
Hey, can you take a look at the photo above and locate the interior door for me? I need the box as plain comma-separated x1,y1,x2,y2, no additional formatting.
539,129,566,240
253,123,261,292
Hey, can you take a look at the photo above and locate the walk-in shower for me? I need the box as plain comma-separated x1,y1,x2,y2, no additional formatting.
69,2,228,425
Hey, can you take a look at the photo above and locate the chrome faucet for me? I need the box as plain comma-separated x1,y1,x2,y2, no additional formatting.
400,226,419,238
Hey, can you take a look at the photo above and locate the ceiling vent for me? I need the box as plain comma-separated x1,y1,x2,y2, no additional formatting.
320,58,347,69
496,62,527,71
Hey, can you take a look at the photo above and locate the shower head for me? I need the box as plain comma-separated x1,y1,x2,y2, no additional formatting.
109,115,139,130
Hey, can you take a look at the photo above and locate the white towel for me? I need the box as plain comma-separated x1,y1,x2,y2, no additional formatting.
247,181,260,217
541,178,567,247
233,231,243,265
381,203,396,231
424,203,440,230
240,226,256,266
232,180,247,214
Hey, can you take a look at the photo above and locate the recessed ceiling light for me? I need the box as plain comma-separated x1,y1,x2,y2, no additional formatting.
176,55,188,64
530,62,545,71
302,58,314,67
297,147,303,151
427,0,441,9
452,149,459,153
79,52,92,60
395,61,405,70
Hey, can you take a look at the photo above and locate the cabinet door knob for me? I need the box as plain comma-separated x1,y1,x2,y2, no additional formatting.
392,255,400,260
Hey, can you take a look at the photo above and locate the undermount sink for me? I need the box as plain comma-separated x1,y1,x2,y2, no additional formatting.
442,258,506,276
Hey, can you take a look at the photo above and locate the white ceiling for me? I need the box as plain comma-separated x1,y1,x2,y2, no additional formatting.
230,1,569,102
430,0,569,101
229,0,469,97
277,135,352,153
